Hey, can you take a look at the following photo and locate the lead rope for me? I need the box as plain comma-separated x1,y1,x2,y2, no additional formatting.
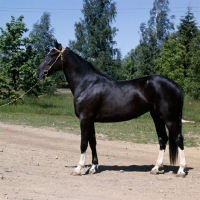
0,81,39,108
0,47,65,108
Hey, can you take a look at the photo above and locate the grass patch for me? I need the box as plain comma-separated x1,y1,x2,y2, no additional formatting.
0,93,200,147
183,96,200,122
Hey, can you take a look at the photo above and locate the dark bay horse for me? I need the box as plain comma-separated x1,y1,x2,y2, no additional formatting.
36,40,187,177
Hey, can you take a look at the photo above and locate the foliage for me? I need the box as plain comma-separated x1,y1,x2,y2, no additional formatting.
141,0,174,64
29,12,60,93
148,0,174,46
29,12,55,58
176,6,199,77
135,43,157,77
154,7,200,97
0,75,18,100
69,0,121,78
123,5,200,100
173,7,200,98
185,31,200,99
0,16,36,99
120,49,137,80
122,43,156,78
0,13,58,100
177,7,199,53
155,37,186,87
1,3,199,100
123,0,174,78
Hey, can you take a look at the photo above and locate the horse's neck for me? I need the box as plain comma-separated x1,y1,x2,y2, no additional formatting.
63,53,86,94
63,67,78,95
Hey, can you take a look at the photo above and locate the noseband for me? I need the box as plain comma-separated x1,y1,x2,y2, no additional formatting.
44,47,65,77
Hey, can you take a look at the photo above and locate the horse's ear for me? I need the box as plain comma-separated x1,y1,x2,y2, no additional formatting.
54,39,58,48
54,39,62,50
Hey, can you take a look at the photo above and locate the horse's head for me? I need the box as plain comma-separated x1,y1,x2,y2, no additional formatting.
36,40,65,80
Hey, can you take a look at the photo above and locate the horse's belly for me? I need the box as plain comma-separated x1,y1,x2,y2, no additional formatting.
95,103,149,122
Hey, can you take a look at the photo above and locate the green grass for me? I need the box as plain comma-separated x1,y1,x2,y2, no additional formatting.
183,96,200,122
0,93,200,147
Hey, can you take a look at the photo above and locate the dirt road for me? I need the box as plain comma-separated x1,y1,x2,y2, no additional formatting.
0,122,200,200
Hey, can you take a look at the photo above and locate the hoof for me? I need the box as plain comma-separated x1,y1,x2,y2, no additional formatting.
71,166,82,176
70,171,81,176
89,168,96,175
85,165,98,175
150,168,164,175
176,173,186,178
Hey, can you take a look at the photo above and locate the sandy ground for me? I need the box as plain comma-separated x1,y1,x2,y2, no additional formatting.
0,122,200,200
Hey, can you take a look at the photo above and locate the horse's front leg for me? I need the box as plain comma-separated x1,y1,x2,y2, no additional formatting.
73,151,86,175
73,118,98,175
88,126,98,174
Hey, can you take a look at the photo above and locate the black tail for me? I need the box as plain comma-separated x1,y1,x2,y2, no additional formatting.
169,90,184,165
169,137,178,165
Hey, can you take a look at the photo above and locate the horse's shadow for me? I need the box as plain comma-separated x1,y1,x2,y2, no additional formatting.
97,164,192,174
66,164,193,174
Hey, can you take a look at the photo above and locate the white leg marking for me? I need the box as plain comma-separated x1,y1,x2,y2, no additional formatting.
78,152,86,167
151,150,165,174
73,152,86,175
177,148,187,177
89,164,98,174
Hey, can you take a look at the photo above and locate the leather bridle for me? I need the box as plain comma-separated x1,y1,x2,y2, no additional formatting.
44,47,65,77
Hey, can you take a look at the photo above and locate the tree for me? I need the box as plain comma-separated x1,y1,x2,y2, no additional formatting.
177,6,199,77
148,0,174,46
166,7,200,98
155,36,186,87
69,0,121,77
0,73,17,100
120,49,137,80
123,0,174,78
185,31,200,99
29,12,59,93
0,16,35,98
29,12,55,58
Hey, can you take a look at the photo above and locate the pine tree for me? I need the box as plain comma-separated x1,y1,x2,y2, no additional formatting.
69,0,121,77
185,30,200,99
177,6,199,77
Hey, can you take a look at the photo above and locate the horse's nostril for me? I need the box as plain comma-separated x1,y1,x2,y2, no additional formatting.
44,70,48,76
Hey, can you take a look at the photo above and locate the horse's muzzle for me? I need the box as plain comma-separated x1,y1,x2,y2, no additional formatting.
36,70,46,81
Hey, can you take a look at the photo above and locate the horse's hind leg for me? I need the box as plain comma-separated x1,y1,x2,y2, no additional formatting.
177,146,187,177
166,120,187,177
150,111,168,175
